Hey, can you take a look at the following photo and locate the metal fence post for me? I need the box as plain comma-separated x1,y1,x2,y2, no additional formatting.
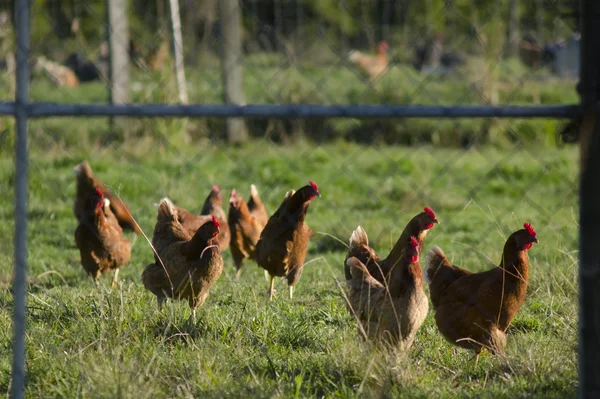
579,0,600,398
11,0,30,397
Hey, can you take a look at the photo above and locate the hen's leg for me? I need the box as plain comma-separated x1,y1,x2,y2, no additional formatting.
111,269,120,289
472,348,485,366
187,298,198,325
264,269,270,282
235,267,243,280
157,297,165,311
268,275,276,300
289,285,294,300
90,270,101,287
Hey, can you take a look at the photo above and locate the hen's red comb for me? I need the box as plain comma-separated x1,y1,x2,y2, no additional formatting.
212,215,220,228
410,236,419,249
212,185,220,192
95,188,104,198
424,206,435,219
309,180,318,192
524,222,536,238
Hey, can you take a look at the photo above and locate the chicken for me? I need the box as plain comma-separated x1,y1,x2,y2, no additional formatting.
73,161,141,234
255,182,320,300
74,188,131,288
346,236,428,349
175,185,230,251
201,185,228,221
35,56,79,87
348,40,389,81
63,53,103,83
424,223,539,362
142,198,223,319
200,185,231,250
227,184,269,279
344,207,439,285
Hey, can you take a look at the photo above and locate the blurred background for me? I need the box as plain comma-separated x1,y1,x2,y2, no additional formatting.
0,0,581,147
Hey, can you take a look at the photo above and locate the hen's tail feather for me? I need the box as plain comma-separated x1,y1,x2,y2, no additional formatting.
160,197,173,205
348,50,360,63
250,184,259,199
424,245,447,285
349,226,369,251
284,189,295,200
157,197,176,217
489,327,508,355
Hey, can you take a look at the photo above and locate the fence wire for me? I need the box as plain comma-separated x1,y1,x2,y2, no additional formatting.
0,0,595,398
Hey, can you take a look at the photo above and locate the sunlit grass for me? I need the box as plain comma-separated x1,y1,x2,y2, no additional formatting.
0,138,578,397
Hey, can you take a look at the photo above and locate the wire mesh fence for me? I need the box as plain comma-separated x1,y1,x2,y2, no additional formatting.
0,0,596,397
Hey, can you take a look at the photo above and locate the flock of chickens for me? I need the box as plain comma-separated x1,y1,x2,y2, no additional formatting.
73,160,538,362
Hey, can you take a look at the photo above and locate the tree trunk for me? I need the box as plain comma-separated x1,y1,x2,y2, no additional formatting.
107,0,130,134
220,0,248,143
169,0,188,104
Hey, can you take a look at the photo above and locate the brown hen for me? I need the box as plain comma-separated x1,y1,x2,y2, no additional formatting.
73,160,141,233
255,182,320,300
142,198,223,319
228,184,269,279
74,188,131,287
425,223,539,362
348,40,389,81
344,207,439,284
175,185,230,251
346,236,428,349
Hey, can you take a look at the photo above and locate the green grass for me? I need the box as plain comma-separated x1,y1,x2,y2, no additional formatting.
0,138,578,397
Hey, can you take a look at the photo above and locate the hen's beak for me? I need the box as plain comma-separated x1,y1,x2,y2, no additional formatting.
434,218,440,224
533,237,539,244
73,166,80,175
316,190,321,198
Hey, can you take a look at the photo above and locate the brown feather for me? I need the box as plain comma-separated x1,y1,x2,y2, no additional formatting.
255,183,319,291
73,160,141,233
142,198,223,310
199,185,230,251
344,210,438,283
175,189,230,251
425,227,538,355
345,235,428,349
348,41,389,81
227,185,269,276
74,191,131,281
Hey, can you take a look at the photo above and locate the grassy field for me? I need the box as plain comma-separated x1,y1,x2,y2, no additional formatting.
0,136,578,397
